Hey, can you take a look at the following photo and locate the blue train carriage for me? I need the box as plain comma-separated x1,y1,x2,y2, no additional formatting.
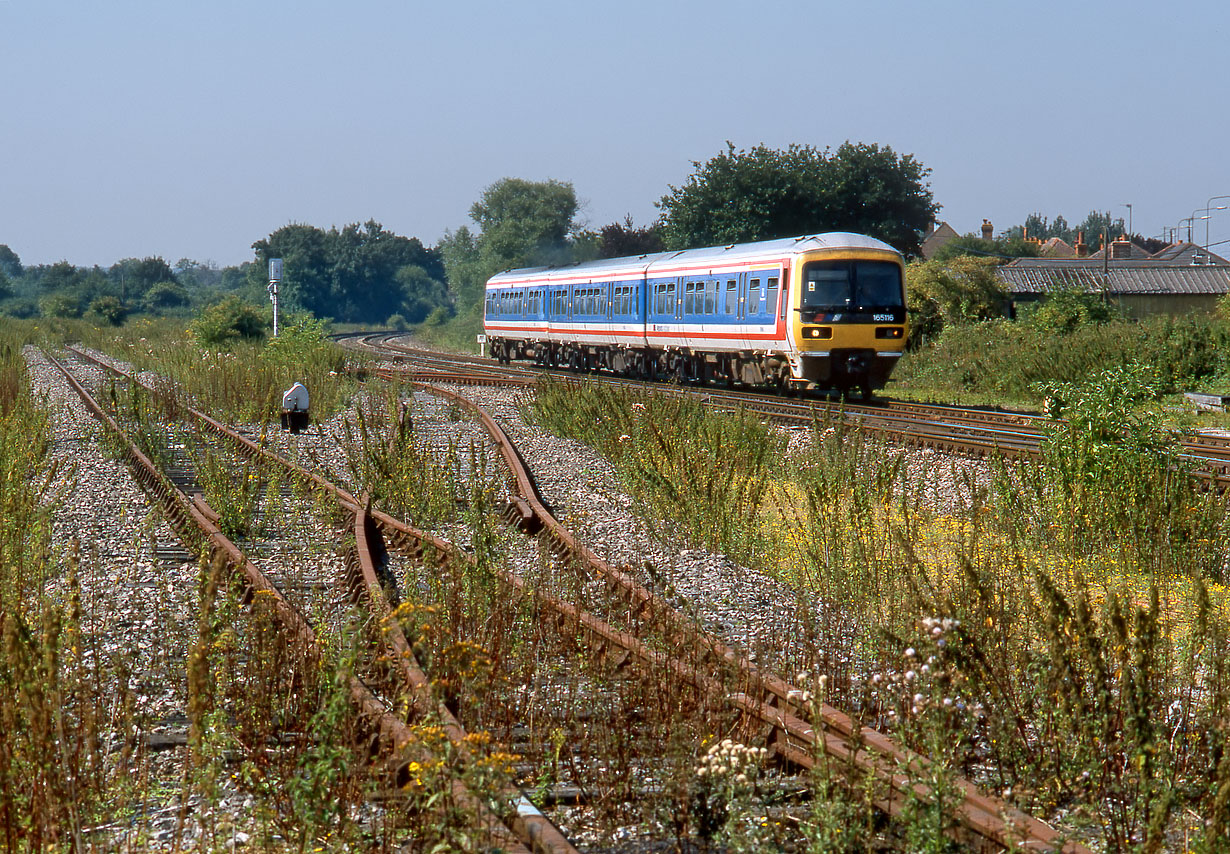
482,232,907,394
484,253,654,372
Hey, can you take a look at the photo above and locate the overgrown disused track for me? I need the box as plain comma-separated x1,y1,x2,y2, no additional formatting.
402,380,1092,854
63,343,1090,852
48,347,573,854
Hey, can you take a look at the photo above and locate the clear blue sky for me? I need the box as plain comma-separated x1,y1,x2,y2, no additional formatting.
3,0,1228,269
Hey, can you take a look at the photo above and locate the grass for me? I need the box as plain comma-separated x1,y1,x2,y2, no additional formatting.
528,372,1230,851
11,302,1230,850
895,312,1230,406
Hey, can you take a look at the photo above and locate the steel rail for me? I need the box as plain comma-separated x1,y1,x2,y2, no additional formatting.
47,348,540,854
346,496,579,854
403,379,1091,854
65,344,1089,852
352,335,1230,479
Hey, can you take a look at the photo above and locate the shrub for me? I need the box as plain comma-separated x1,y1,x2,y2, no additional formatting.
190,296,267,347
905,257,1008,347
87,295,126,326
1029,285,1114,334
144,281,191,311
40,292,83,319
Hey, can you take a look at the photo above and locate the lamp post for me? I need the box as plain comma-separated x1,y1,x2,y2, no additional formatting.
1121,203,1132,238
1204,194,1230,256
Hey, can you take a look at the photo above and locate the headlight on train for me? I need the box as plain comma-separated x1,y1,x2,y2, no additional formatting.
802,326,833,339
875,327,904,339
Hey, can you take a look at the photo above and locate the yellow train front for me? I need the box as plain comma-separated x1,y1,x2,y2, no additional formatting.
483,232,908,396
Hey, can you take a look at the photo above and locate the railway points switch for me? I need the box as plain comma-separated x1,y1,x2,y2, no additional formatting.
280,381,310,433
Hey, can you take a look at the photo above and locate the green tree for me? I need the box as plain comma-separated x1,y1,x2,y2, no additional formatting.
1074,211,1126,251
392,264,450,324
0,245,21,278
657,141,937,254
40,291,84,318
249,220,442,323
439,178,582,314
38,261,82,292
0,268,11,301
468,178,578,269
108,257,177,304
906,256,1008,346
1020,212,1073,243
932,235,1040,262
596,216,665,258
145,280,191,311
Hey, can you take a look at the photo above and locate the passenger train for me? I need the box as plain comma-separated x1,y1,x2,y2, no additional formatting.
482,232,907,396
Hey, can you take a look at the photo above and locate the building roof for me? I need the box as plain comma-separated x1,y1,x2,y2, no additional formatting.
1088,240,1153,260
1038,237,1074,258
921,221,959,259
1148,241,1230,265
996,261,1230,295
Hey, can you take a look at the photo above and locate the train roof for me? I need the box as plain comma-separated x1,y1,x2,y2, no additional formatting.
487,232,900,286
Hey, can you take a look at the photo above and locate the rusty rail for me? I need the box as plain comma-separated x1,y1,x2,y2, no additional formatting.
64,344,1090,852
353,335,1230,486
406,379,1092,854
48,348,540,854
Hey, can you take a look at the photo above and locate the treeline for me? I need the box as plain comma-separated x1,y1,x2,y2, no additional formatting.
0,219,452,328
0,249,246,325
0,140,941,333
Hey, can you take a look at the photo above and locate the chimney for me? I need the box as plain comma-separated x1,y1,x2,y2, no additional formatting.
1075,230,1088,258
1110,235,1132,260
981,219,994,241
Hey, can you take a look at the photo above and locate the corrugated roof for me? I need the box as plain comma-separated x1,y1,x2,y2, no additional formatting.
1149,242,1230,264
997,264,1230,295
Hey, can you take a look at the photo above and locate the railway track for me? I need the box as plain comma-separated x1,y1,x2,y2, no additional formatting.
48,347,574,853
62,343,1091,852
345,332,1230,487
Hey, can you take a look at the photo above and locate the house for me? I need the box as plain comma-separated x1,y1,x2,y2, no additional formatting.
921,221,959,259
996,241,1230,317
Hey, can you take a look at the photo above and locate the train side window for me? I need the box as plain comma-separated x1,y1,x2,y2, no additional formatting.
766,277,779,316
684,282,694,315
667,281,675,315
703,281,713,314
725,280,736,314
747,278,760,315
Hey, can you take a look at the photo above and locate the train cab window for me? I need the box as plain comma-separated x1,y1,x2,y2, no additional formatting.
724,280,737,314
801,261,903,311
766,277,779,316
